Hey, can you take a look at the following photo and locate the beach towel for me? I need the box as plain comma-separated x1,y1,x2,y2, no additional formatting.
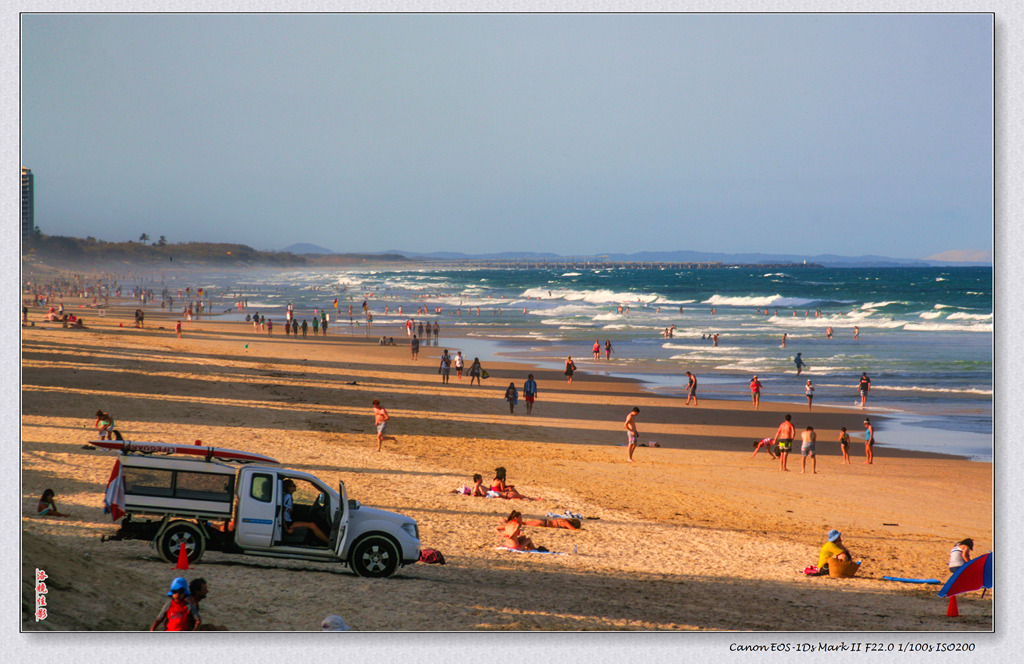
497,546,565,555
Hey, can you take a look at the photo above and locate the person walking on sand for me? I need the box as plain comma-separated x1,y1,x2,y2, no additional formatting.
605,340,613,360
863,418,875,465
564,356,576,384
625,407,640,462
750,375,763,410
838,427,851,464
773,414,796,472
504,382,519,414
469,357,483,386
523,374,538,415
800,426,817,474
175,320,182,339
593,340,601,360
685,371,698,406
858,372,871,408
805,380,814,411
372,399,397,451
454,351,464,379
410,334,419,360
794,352,806,375
439,350,452,384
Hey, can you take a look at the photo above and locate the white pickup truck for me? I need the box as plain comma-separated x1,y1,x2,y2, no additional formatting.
98,443,420,578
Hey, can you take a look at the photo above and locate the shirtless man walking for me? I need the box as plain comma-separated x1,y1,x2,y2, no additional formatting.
625,407,640,463
372,399,397,452
773,414,796,472
685,371,698,406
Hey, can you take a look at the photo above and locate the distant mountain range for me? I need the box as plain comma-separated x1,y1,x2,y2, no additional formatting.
281,244,991,267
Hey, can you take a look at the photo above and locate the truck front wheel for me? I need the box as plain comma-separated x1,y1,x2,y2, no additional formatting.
349,535,400,578
158,521,206,564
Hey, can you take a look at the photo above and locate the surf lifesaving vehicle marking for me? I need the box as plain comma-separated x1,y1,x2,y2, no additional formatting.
91,439,279,464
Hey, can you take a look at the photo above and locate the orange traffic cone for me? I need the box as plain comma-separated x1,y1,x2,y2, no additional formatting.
174,541,190,570
946,596,959,617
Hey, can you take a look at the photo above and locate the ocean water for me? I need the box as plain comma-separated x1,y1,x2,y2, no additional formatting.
145,265,993,461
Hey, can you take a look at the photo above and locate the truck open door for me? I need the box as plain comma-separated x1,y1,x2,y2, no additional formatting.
330,480,350,556
234,468,278,549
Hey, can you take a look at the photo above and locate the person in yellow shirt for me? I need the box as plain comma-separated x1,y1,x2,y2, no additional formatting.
817,529,852,574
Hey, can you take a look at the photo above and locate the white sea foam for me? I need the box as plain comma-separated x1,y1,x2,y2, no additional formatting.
918,311,942,319
947,312,993,321
561,272,582,277
704,294,818,307
860,301,908,310
902,321,992,333
522,287,660,305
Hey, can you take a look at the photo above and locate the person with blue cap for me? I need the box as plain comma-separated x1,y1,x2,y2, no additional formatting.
150,577,201,631
815,529,853,575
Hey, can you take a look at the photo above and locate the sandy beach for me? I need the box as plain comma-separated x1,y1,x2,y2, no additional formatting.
21,301,993,632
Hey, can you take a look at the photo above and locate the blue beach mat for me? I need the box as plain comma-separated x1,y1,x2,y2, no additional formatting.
882,576,941,584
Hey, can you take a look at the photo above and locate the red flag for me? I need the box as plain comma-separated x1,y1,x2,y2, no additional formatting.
333,298,338,309
103,459,126,522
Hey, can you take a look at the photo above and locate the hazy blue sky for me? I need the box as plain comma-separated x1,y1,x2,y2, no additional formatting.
21,13,992,257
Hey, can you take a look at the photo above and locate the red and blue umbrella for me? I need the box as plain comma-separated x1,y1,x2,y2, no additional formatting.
938,551,992,617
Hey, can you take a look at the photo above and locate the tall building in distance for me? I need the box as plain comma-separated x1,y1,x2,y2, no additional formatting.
22,167,34,244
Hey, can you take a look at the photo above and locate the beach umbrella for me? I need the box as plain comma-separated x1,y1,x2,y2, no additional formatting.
937,552,992,616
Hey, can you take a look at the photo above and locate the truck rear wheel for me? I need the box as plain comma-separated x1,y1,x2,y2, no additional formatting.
349,535,400,578
158,521,206,564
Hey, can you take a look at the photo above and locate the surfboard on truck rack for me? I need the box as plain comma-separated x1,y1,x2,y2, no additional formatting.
90,439,280,464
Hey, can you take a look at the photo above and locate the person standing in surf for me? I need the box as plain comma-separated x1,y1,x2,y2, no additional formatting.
794,353,806,375
858,372,871,408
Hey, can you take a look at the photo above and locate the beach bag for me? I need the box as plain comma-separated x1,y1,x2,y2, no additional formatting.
481,370,489,379
827,556,861,578
419,548,446,564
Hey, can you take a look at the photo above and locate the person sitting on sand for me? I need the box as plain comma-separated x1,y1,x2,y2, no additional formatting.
491,467,539,500
816,529,852,575
470,474,488,497
37,488,69,517
949,538,974,573
495,511,543,551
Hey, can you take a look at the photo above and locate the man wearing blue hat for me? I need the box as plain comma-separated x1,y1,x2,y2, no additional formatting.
815,530,853,575
150,577,201,631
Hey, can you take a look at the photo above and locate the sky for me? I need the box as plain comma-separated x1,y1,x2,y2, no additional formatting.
21,13,993,257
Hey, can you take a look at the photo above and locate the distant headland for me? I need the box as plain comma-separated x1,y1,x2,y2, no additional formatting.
21,235,989,269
